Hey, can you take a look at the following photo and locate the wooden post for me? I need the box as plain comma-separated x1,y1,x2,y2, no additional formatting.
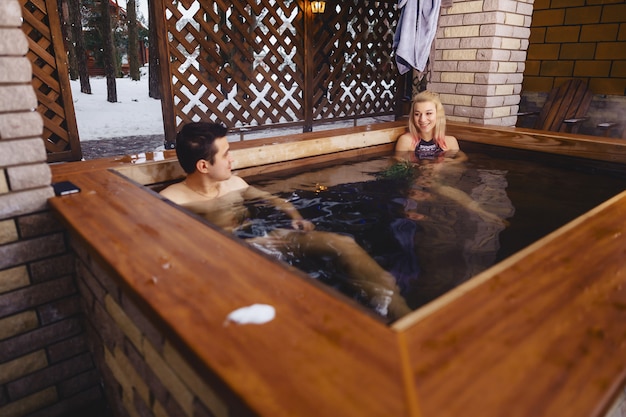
151,0,177,148
302,0,313,133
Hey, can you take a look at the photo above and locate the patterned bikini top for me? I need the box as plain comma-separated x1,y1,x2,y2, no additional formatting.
414,139,443,160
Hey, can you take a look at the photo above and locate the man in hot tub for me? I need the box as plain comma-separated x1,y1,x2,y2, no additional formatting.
160,121,411,322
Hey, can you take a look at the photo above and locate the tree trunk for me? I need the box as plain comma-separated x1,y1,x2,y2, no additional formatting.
100,0,117,102
59,0,79,80
148,0,161,99
69,0,91,93
127,0,141,81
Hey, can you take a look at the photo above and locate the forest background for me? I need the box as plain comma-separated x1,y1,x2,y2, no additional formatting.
62,0,159,103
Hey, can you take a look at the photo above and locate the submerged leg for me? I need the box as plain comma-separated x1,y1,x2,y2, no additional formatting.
265,229,412,320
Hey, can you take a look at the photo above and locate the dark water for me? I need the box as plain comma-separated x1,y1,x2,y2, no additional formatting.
244,143,626,314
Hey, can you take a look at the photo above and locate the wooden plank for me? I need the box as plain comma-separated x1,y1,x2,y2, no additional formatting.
48,168,410,417
533,80,593,133
447,122,626,164
49,122,626,417
396,190,626,417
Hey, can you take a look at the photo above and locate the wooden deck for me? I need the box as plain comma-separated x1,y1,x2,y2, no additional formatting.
49,122,626,417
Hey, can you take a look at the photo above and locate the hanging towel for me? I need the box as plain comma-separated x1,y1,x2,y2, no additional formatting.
393,0,442,75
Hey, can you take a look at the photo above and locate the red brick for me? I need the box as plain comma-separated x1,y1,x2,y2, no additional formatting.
47,334,89,364
76,260,107,307
0,317,82,362
88,298,125,353
71,239,122,304
596,42,626,59
546,26,581,43
0,233,66,271
552,0,584,7
526,44,560,60
38,295,82,326
22,386,106,417
601,4,626,23
611,61,626,78
120,292,164,354
560,43,596,60
532,10,565,27
580,24,619,42
532,0,551,10
522,76,556,92
17,211,64,239
124,340,187,417
6,352,94,400
523,60,541,76
57,369,102,398
574,60,612,77
528,27,546,44
540,60,575,77
131,388,153,417
589,78,626,96
29,254,75,283
0,276,77,318
564,6,602,25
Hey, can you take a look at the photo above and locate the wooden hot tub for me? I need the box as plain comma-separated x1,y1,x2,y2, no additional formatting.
49,121,626,417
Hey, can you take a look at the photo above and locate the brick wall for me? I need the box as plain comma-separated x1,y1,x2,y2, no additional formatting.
523,0,626,95
71,233,248,417
430,0,535,126
0,1,104,416
517,0,626,137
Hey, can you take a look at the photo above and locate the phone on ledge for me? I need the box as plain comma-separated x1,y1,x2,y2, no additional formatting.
53,181,81,196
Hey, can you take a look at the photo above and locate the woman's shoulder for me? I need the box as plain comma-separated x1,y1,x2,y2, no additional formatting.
395,132,416,152
444,135,459,150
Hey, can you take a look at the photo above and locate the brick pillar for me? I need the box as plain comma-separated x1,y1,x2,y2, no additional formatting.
430,0,535,126
0,1,104,416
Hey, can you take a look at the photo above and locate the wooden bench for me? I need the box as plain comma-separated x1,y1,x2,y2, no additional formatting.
518,79,593,133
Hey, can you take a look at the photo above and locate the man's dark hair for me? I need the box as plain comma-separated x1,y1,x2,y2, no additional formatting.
175,122,228,174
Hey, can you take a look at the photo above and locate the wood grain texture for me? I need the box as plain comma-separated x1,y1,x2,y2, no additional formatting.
448,122,626,164
50,122,626,417
49,169,409,417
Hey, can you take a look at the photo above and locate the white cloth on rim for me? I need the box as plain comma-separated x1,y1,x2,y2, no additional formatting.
393,0,442,74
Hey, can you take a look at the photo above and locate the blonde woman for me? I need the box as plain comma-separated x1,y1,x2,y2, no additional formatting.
395,90,459,158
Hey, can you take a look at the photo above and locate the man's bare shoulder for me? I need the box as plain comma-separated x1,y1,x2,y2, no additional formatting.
159,182,192,204
225,175,248,190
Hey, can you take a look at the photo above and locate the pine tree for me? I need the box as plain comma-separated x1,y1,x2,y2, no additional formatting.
99,0,117,102
148,0,161,99
69,0,91,93
127,0,141,81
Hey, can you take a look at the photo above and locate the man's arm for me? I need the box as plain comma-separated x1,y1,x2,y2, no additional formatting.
242,185,314,231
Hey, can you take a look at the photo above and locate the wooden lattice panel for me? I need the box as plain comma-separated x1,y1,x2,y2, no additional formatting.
21,0,82,162
163,0,304,129
158,0,400,135
311,1,399,120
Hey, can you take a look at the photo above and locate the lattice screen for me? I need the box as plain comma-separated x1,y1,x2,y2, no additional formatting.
20,0,82,162
157,0,400,137
311,1,398,120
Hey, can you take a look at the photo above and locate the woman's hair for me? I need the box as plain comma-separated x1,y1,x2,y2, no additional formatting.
407,90,448,150
175,122,228,174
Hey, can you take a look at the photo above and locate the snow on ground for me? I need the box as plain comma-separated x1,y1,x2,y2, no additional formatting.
70,71,164,141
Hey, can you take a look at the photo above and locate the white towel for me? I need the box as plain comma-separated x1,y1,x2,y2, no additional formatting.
393,0,442,74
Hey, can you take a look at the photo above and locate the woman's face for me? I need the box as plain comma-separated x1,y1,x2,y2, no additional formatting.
412,101,437,136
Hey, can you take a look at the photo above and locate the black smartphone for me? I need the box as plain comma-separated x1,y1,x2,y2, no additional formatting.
53,181,81,196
